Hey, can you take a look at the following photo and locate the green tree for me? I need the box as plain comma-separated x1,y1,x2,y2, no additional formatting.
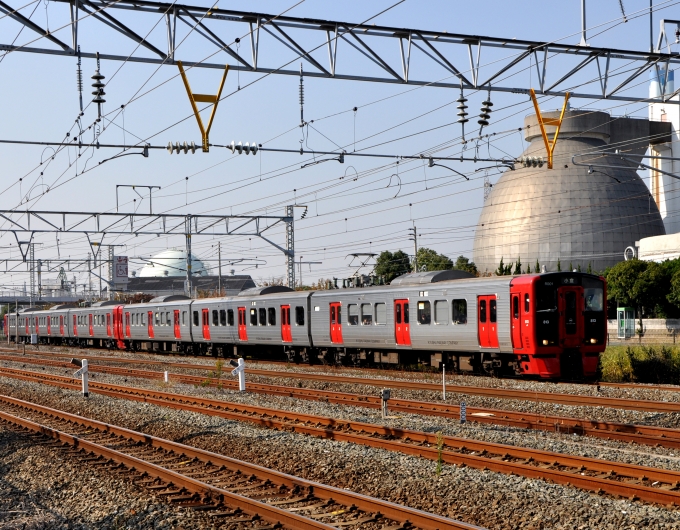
668,269,680,309
416,247,453,272
497,257,505,276
374,250,411,283
513,257,522,275
534,259,540,273
453,255,478,276
587,262,592,274
606,259,649,307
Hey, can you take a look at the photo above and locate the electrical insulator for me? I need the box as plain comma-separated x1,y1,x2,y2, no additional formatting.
478,98,493,127
676,24,680,43
228,141,258,155
167,141,196,154
520,155,543,168
91,52,106,119
456,95,469,123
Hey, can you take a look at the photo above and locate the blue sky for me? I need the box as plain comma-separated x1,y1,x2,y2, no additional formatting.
0,0,678,291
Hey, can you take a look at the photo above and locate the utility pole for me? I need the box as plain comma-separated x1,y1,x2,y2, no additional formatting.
218,241,222,296
408,226,418,272
297,256,322,288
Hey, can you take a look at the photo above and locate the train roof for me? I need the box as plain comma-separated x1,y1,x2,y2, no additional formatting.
390,270,476,286
238,286,295,296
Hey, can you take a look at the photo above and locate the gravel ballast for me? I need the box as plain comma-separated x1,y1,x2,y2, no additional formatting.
1,373,680,529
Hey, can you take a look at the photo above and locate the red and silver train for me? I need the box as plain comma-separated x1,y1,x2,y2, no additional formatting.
5,270,606,379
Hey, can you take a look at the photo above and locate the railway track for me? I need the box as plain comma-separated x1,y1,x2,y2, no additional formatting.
0,394,478,530
6,344,680,395
3,348,680,414
3,353,680,450
2,366,680,506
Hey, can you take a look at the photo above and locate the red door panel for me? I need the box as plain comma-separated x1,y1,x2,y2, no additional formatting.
281,305,292,342
106,313,112,337
394,299,411,345
488,297,499,348
559,287,583,348
88,314,94,336
174,310,181,339
34,317,39,336
477,295,499,348
330,302,343,344
238,307,248,341
147,310,154,339
72,315,78,336
59,315,64,335
202,308,210,340
47,316,51,336
511,293,522,349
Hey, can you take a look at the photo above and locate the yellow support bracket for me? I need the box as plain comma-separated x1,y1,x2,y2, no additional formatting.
177,61,229,152
529,88,570,169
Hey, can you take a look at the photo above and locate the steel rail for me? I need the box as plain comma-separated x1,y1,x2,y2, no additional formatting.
2,366,680,505
0,394,478,530
3,353,680,450
0,411,336,530
6,347,680,414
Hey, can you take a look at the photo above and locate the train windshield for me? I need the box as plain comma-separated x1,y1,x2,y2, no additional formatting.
583,277,604,312
536,281,557,312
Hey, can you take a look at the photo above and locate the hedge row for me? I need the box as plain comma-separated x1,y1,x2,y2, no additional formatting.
599,345,680,384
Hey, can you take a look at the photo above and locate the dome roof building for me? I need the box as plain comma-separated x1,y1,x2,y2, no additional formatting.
472,109,668,274
137,249,209,278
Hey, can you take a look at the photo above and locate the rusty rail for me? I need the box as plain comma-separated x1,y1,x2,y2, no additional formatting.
0,394,480,530
3,354,680,449
2,366,680,506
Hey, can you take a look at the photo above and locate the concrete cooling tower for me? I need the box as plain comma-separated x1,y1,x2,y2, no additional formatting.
472,109,671,274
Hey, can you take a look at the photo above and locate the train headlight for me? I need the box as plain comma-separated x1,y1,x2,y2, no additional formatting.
542,340,549,345
590,338,597,344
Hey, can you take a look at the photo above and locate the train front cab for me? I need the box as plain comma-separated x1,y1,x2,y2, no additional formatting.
510,273,606,379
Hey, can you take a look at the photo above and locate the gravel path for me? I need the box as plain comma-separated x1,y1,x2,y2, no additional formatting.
0,425,221,529
1,372,680,529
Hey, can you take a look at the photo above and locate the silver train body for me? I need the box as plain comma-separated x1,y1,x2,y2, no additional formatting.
6,270,607,378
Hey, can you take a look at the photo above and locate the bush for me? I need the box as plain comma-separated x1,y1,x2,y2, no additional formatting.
599,345,680,384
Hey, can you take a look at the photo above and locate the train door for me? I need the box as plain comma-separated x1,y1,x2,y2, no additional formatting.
147,310,154,339
174,310,181,339
47,316,51,336
238,307,247,341
106,313,112,337
477,295,499,348
72,315,78,336
394,299,411,345
330,302,343,343
88,314,94,336
113,307,126,348
34,317,39,336
558,286,583,348
59,315,64,335
510,292,523,349
281,305,292,342
202,308,210,340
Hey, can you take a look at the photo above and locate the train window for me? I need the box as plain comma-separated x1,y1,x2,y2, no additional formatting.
155,312,160,326
404,303,409,323
479,300,487,323
490,299,497,323
361,304,372,325
295,306,305,326
259,308,266,326
220,309,227,326
434,301,448,325
227,309,234,326
250,308,258,326
212,310,219,326
375,303,386,325
348,304,359,325
513,296,519,319
268,307,276,326
536,283,557,312
524,294,530,313
417,301,431,325
583,278,604,312
142,313,147,326
166,313,171,326
193,311,199,326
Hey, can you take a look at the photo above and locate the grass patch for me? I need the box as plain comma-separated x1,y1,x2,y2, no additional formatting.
599,345,680,384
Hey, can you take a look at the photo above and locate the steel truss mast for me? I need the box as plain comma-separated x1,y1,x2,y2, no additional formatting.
0,0,679,103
